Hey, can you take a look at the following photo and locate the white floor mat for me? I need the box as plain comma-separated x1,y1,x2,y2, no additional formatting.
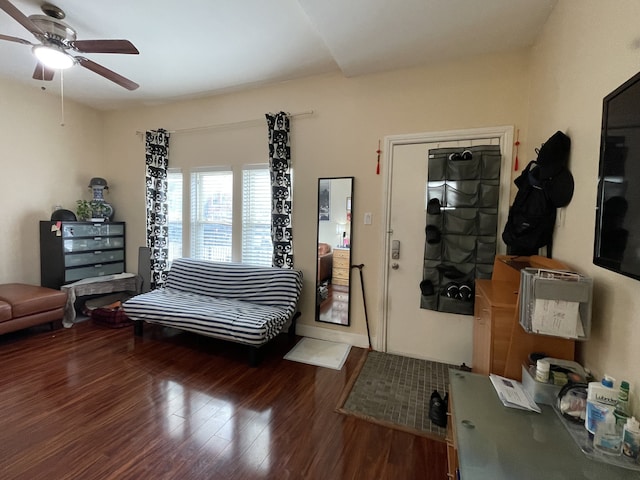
284,337,351,370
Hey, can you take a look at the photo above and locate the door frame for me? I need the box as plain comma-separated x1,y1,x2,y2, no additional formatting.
377,126,515,352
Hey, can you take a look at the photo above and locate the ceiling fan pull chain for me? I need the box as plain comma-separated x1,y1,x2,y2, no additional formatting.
60,69,65,127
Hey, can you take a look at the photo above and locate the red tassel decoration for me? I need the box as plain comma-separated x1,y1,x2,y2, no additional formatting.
376,140,381,175
514,129,520,171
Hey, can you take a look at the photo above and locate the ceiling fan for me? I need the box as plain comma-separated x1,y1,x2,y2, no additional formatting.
0,0,139,90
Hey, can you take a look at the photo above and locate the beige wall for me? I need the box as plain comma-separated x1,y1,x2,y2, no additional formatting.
527,0,640,409
2,0,636,407
0,78,104,284
103,50,530,347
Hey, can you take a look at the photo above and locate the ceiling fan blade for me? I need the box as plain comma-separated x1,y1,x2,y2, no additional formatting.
76,57,139,91
71,39,139,55
33,62,54,81
0,0,45,37
0,33,32,45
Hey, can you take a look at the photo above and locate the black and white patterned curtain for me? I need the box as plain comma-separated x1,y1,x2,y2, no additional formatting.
265,112,294,269
145,129,170,289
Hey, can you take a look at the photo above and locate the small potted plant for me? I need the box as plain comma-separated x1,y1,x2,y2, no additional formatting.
76,200,92,221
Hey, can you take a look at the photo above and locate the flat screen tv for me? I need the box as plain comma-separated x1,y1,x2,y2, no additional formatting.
594,70,640,280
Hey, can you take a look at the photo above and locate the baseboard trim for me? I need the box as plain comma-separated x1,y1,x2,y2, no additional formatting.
295,323,370,349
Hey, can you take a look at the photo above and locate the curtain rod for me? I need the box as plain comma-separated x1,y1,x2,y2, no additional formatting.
135,110,314,137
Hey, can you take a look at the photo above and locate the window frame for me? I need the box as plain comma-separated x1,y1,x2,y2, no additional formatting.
167,164,273,265
190,166,234,263
241,164,273,266
166,168,184,265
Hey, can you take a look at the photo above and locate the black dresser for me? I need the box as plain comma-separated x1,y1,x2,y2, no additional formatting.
39,221,126,289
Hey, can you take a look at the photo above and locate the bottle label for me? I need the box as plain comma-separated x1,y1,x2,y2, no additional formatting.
623,429,640,459
586,401,610,434
594,392,617,405
595,433,622,454
622,429,640,460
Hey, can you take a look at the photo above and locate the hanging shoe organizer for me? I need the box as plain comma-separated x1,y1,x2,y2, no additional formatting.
421,145,502,315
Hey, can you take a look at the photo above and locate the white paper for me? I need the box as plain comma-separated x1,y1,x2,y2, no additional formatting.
531,298,580,338
489,374,541,413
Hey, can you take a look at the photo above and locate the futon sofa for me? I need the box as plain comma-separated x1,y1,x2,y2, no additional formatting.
0,284,68,335
122,258,303,365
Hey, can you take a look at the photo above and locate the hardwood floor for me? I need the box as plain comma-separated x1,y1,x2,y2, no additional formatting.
0,321,447,480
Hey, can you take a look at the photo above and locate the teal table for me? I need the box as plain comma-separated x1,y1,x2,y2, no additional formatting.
450,370,640,479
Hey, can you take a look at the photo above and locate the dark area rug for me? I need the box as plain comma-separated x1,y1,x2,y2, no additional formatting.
336,351,456,440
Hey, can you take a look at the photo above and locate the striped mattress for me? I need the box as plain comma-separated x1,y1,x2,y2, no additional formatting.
123,258,303,346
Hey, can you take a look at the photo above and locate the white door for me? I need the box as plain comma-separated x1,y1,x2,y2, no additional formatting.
382,128,513,365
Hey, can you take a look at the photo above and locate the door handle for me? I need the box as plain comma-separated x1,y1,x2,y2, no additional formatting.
391,240,401,259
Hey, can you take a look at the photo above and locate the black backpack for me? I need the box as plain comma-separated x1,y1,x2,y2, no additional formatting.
502,131,574,256
502,160,557,255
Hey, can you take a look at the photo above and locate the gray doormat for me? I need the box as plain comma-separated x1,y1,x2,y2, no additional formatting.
337,351,455,440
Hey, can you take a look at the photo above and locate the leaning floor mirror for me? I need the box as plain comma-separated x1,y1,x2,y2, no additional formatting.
315,177,354,325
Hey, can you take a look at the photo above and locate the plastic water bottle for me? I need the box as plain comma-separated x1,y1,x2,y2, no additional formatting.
594,408,622,455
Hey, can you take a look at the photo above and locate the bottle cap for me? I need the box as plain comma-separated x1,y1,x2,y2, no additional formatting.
627,417,640,432
602,374,614,388
621,380,630,391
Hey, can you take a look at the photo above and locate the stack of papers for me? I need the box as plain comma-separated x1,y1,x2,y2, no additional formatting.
519,268,592,340
489,374,541,413
532,298,585,338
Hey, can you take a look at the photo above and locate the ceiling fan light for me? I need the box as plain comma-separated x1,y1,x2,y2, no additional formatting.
33,45,74,70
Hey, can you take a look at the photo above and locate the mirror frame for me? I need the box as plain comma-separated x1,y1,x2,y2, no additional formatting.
315,177,354,326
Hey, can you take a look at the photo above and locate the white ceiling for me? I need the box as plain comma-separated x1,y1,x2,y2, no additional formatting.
0,0,556,110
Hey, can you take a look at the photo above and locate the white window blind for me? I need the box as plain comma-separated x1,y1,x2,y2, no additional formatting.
167,170,183,264
242,166,273,266
190,169,233,262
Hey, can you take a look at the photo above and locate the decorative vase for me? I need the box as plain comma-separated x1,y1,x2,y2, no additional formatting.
88,177,114,221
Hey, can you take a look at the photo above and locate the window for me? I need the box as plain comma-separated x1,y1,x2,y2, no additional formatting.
242,167,273,266
167,165,273,266
167,170,183,264
191,169,233,262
